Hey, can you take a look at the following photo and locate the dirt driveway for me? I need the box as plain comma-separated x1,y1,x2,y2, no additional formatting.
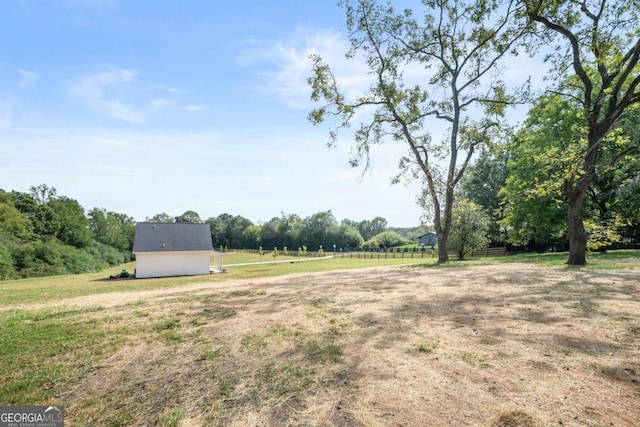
55,263,639,426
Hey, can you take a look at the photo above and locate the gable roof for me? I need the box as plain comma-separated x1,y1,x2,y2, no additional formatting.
132,222,213,253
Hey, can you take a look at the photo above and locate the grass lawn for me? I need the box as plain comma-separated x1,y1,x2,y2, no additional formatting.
0,253,437,307
0,250,638,425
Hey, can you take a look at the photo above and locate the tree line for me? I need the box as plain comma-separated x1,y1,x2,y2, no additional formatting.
0,184,426,280
147,211,422,253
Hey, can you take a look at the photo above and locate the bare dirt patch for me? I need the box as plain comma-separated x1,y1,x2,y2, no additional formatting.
50,263,640,426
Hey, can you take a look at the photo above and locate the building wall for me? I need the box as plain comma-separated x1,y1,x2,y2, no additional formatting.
134,251,212,278
419,233,438,246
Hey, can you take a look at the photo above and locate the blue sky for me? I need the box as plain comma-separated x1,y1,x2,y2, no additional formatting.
0,0,535,227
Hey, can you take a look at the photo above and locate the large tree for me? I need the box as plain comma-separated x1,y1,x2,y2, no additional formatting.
499,94,578,247
309,0,530,262
174,210,202,224
523,0,640,264
501,94,640,249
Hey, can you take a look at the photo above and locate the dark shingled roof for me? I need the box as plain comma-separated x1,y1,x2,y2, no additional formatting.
132,222,213,253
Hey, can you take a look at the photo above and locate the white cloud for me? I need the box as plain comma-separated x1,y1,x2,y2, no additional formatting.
18,69,40,89
239,27,370,110
69,67,208,123
70,67,147,124
185,104,207,112
164,86,187,94
149,98,175,110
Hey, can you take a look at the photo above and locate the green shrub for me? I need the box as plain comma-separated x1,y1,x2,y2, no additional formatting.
60,246,103,274
0,243,18,280
1,237,130,281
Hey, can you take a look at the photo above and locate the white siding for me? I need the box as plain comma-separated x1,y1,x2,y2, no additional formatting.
134,251,212,278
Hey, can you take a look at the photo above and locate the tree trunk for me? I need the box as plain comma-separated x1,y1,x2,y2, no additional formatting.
566,191,588,265
435,191,454,263
433,210,449,263
437,239,449,263
565,131,600,265
566,158,594,265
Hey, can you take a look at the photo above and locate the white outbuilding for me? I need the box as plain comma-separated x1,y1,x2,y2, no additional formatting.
132,222,222,278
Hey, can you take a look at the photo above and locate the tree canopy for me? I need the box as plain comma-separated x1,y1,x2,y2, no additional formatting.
522,0,640,264
0,186,131,280
309,0,531,262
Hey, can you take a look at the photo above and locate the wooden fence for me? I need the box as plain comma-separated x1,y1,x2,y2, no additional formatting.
240,247,507,259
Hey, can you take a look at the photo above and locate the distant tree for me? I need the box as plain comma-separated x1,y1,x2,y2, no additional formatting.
0,242,16,279
10,191,55,237
10,191,38,215
230,215,254,248
214,214,254,248
48,196,92,248
299,211,337,250
341,218,358,228
362,238,380,250
370,231,410,249
358,217,388,241
332,224,364,250
523,0,640,264
282,213,303,248
146,212,174,223
0,190,33,241
88,208,136,252
449,199,490,260
460,146,511,242
213,213,235,248
205,217,225,247
259,217,281,249
29,183,57,205
243,225,262,248
175,210,202,223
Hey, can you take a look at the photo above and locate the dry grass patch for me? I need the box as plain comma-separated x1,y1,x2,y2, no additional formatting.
2,263,639,426
493,409,537,426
